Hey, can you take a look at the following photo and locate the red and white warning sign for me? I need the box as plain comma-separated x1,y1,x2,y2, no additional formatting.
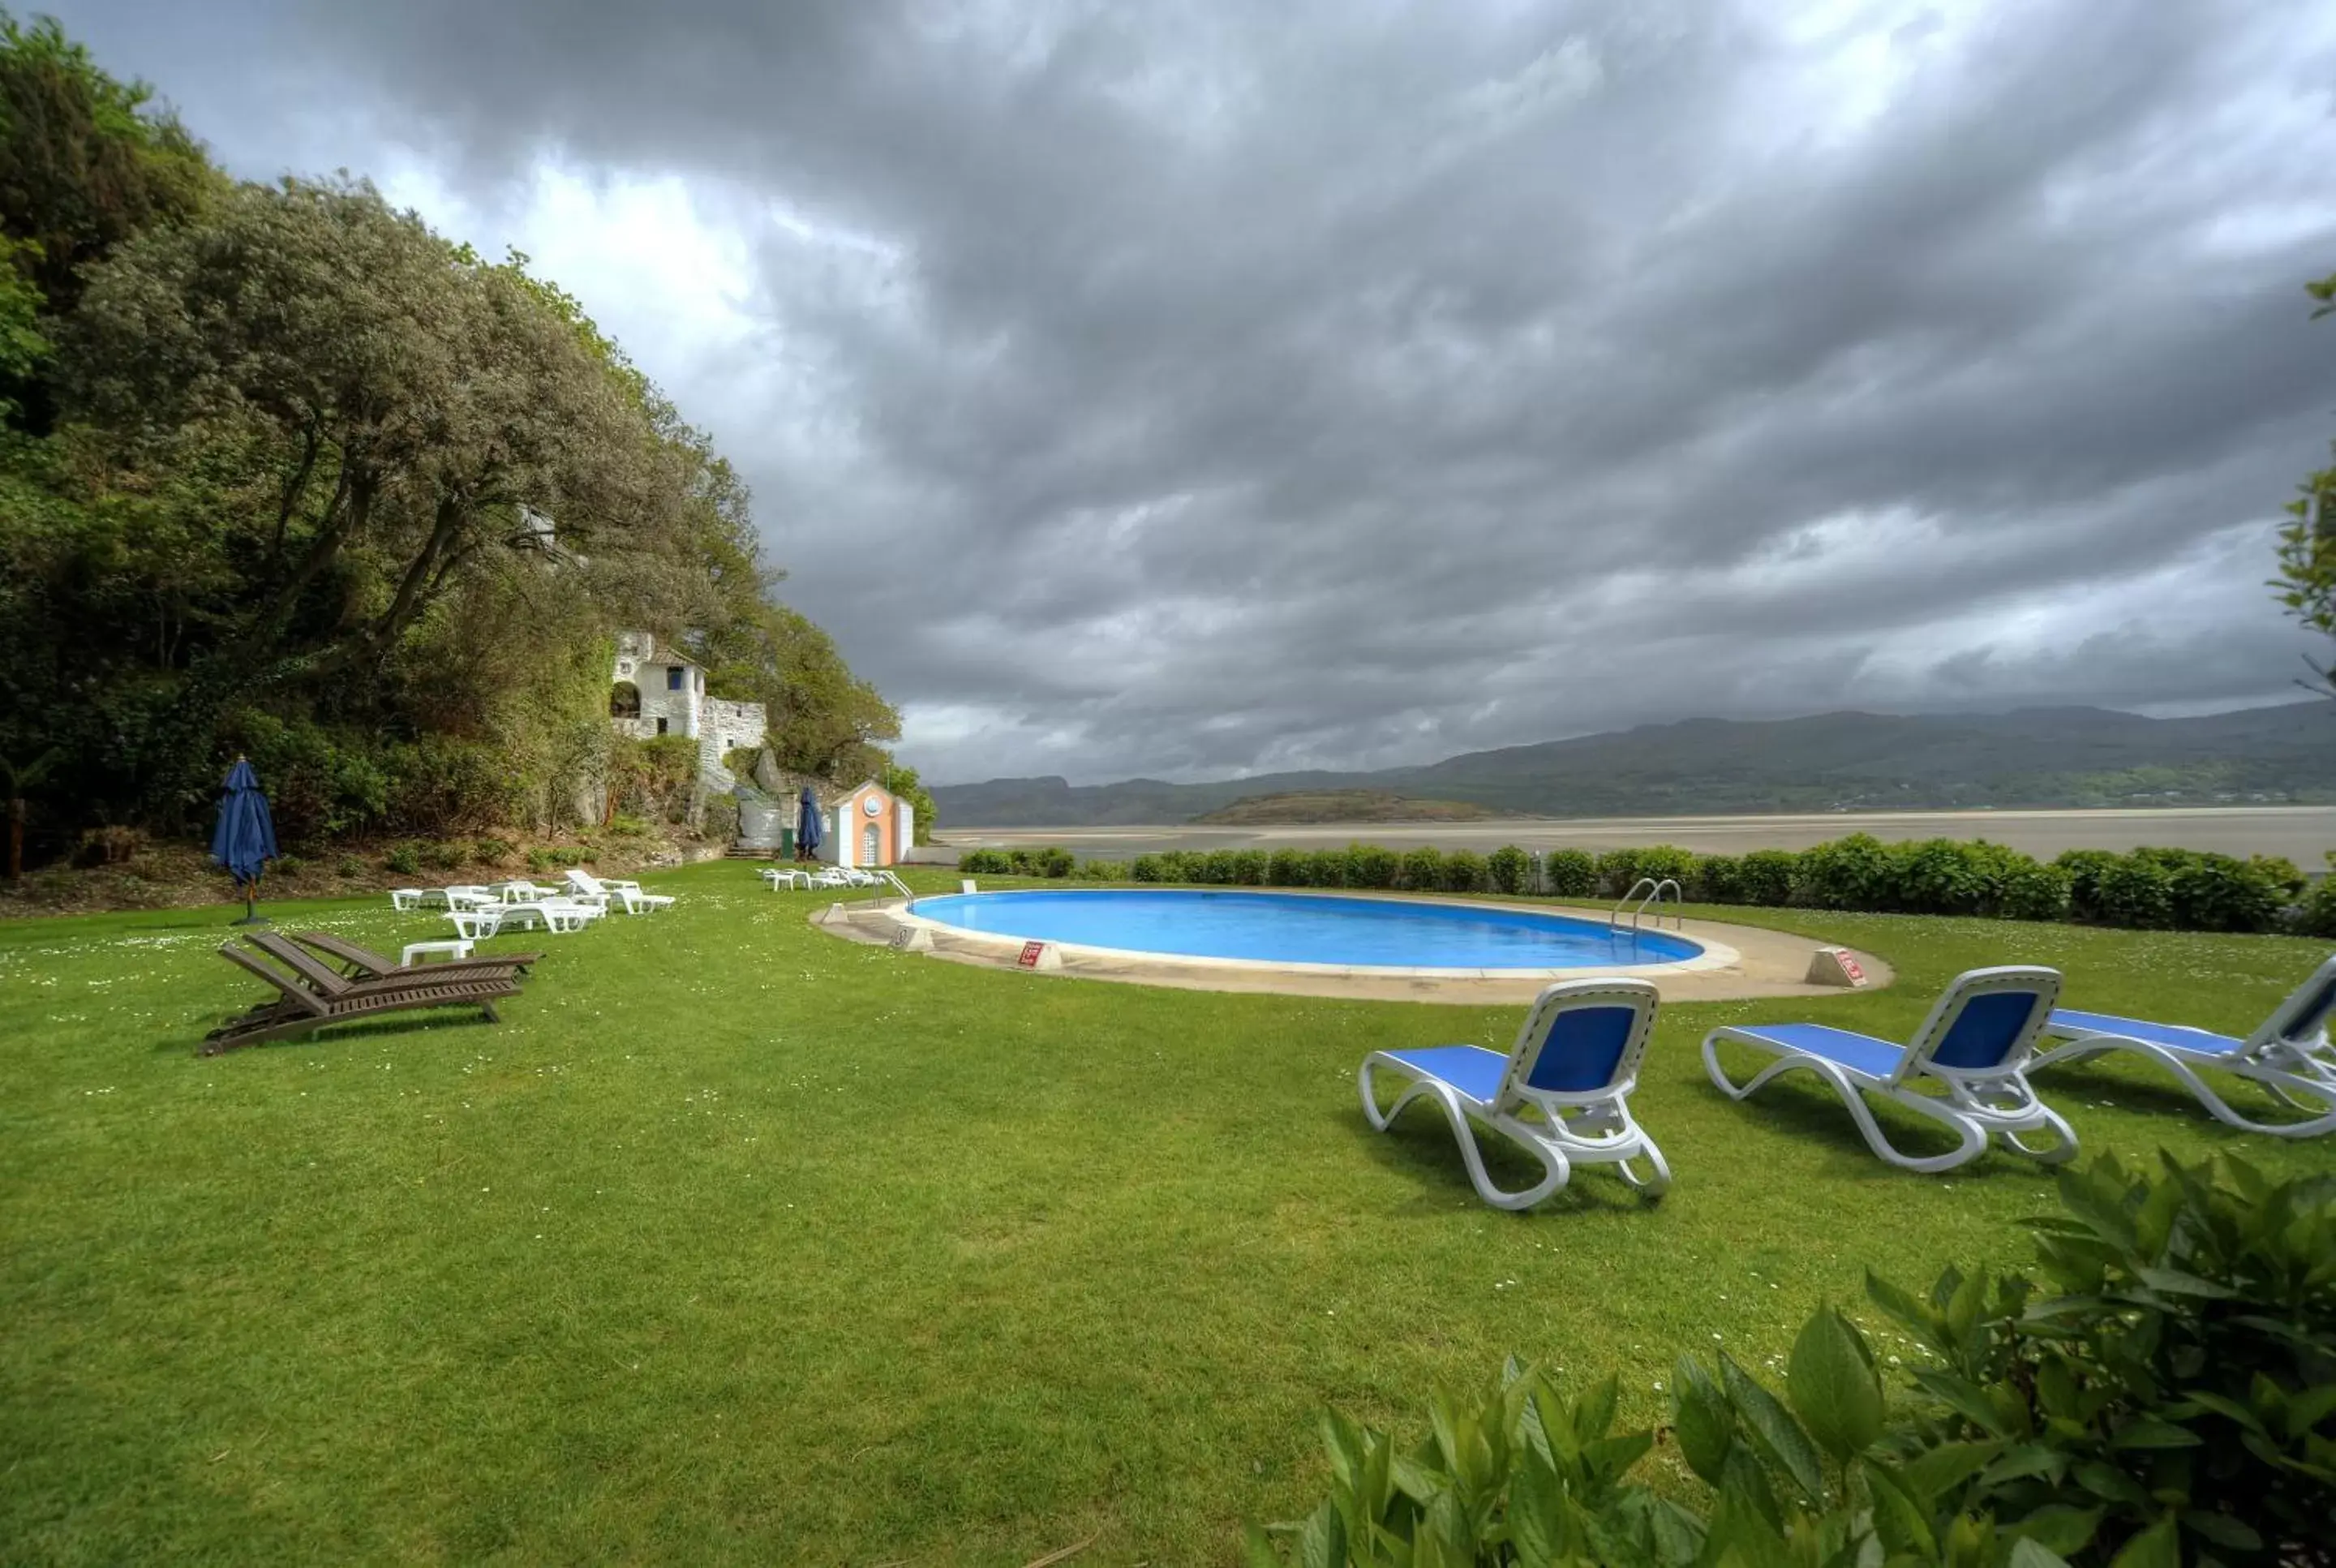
1806,946,1870,988
1017,940,1047,969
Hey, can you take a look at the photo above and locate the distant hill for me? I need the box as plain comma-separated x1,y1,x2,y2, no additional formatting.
930,702,2336,827
1192,790,1511,825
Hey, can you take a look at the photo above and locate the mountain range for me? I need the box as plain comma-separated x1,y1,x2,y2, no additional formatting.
929,702,2336,827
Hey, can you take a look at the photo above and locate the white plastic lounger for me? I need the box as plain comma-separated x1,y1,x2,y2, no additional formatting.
2032,953,2336,1138
1702,967,2076,1173
564,869,675,914
761,867,813,890
1359,978,1671,1210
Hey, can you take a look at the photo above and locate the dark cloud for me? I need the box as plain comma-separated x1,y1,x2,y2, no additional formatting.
49,0,2336,783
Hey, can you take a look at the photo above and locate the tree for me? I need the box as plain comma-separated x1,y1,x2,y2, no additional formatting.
882,762,937,844
0,745,59,879
0,8,214,427
2274,272,2336,699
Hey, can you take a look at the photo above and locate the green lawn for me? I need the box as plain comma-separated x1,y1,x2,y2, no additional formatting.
2,866,2328,1564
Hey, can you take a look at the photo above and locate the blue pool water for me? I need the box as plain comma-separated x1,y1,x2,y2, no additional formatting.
908,889,1703,970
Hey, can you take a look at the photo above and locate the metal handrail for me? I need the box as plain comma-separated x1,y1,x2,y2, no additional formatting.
1610,877,1684,931
1609,878,1657,929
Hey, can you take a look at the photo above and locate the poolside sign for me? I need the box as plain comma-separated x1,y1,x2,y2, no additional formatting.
1018,940,1046,969
1807,947,1870,988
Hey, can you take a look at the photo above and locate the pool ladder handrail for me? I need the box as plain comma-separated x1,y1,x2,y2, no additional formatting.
1610,877,1684,932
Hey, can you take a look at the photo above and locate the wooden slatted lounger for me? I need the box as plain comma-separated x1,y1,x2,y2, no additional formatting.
201,939,517,1055
290,930,542,982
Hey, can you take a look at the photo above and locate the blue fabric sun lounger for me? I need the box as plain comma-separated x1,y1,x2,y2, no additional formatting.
1359,978,1668,1209
2033,953,2336,1138
1701,966,2076,1173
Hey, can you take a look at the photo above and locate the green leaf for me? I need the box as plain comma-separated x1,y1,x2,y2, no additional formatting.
1977,1444,2068,1488
1242,1521,1286,1568
2007,1505,2102,1557
1720,1353,1827,1503
1861,1460,1937,1558
1297,1500,1346,1568
2106,1514,2179,1568
1671,1355,1734,1486
2007,1541,2076,1568
2182,1511,2261,1552
1900,1439,2000,1501
1865,1269,1943,1349
1786,1307,1883,1463
2132,1267,2236,1300
2108,1418,2201,1450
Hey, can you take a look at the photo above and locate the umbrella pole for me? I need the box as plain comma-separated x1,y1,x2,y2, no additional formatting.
233,877,270,926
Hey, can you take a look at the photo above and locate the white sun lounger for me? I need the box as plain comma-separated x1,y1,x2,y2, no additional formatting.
391,884,494,912
1701,967,2076,1173
564,869,675,914
2032,954,2336,1138
761,866,814,889
1359,977,1671,1209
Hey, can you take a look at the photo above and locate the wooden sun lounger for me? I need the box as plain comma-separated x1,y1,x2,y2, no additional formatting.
289,930,540,982
202,940,517,1054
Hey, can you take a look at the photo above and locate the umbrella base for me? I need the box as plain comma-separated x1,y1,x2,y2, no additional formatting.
231,913,273,926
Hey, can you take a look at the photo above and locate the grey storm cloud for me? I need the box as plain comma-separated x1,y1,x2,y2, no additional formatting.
45,0,2336,783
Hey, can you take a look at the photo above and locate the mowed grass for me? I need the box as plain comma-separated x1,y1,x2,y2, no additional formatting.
2,865,2329,1565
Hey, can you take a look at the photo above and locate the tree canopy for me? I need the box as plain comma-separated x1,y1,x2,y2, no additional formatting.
2273,271,2335,700
0,11,908,861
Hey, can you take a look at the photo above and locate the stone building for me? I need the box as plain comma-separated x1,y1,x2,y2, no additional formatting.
609,631,766,793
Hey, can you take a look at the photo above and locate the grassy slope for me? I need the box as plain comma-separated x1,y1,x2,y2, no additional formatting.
1,864,2328,1564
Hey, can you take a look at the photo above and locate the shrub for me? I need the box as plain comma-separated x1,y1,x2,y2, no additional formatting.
1397,846,1443,891
701,796,740,844
1541,848,1597,898
956,848,1011,874
1487,844,1528,895
1345,843,1398,889
1075,858,1125,880
1250,1153,2336,1567
1229,849,1269,886
1867,1152,2336,1565
1689,853,1740,903
1793,832,1896,910
1890,837,1999,916
2151,848,2295,934
334,856,365,879
545,846,586,868
1992,856,2073,921
1268,848,1309,887
1441,849,1487,892
1155,850,1200,883
472,836,517,866
384,733,523,834
2058,849,2124,924
1196,849,1240,885
1038,846,1076,879
1307,848,1350,887
2296,863,2336,938
420,840,466,872
1129,853,1166,883
1596,844,1694,898
270,853,306,877
1735,848,1797,906
70,824,144,868
525,848,553,874
383,844,421,876
2093,853,2176,929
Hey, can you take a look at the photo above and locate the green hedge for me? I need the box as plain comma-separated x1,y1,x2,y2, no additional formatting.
963,835,2321,934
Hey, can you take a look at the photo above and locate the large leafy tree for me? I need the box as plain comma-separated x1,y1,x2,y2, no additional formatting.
2274,273,2335,699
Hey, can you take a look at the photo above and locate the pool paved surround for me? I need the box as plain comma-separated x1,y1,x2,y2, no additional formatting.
815,891,1893,1004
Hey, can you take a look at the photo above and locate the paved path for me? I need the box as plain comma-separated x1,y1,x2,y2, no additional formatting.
925,806,2336,865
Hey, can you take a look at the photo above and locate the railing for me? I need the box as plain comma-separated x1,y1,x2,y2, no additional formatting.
1609,877,1684,931
873,869,914,900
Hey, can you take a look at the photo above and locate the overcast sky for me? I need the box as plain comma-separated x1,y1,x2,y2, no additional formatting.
49,0,2336,784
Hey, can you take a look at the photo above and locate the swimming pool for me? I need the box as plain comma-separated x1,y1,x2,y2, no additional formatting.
904,889,1707,973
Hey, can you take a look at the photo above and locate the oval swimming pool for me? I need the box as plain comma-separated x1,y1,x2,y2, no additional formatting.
905,889,1705,972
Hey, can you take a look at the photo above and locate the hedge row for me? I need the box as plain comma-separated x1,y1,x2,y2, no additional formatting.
959,835,2336,936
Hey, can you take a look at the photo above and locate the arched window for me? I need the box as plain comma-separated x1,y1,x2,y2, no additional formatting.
609,681,641,720
863,822,881,866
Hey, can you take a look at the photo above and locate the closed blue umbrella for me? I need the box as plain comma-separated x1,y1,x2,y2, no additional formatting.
796,785,822,862
209,758,278,926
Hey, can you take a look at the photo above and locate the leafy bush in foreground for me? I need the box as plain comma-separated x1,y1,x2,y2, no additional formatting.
1488,845,1529,895
1248,1153,2336,1566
